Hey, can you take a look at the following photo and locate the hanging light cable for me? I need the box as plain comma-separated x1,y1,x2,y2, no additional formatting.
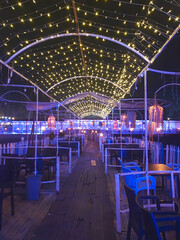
71,0,89,88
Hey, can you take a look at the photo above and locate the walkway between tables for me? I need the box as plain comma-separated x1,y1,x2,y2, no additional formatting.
29,141,117,240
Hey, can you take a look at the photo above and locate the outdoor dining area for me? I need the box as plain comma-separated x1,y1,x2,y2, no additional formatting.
98,131,180,239
0,0,180,239
0,132,86,238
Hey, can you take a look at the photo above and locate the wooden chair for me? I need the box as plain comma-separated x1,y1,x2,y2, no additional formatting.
124,184,144,240
2,153,21,181
0,165,15,230
124,184,180,240
43,148,56,180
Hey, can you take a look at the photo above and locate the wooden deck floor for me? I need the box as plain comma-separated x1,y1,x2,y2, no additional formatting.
0,156,78,240
1,141,175,240
0,192,56,240
28,141,118,240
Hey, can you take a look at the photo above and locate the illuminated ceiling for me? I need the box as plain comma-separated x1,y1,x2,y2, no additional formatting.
0,0,179,119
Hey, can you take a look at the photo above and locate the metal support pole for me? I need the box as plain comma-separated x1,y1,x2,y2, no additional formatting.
144,70,149,194
112,108,114,136
102,144,104,163
35,88,39,175
78,141,80,157
69,148,72,174
56,156,60,192
171,172,175,199
115,174,121,232
144,70,148,172
119,100,123,160
105,148,108,174
56,104,60,155
69,111,71,142
56,104,60,192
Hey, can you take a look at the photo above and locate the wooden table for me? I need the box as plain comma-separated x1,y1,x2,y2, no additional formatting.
147,163,173,172
143,164,180,199
141,164,174,192
141,163,173,172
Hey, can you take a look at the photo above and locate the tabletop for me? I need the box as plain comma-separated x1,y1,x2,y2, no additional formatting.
147,164,173,172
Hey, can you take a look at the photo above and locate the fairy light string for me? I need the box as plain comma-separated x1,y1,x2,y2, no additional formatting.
0,0,179,118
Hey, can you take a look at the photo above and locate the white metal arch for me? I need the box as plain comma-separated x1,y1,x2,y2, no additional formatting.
5,33,150,64
46,75,126,94
60,91,117,106
155,83,180,98
0,90,31,101
148,68,180,75
69,100,112,111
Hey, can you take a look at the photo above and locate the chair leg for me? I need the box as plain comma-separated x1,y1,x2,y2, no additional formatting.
162,232,167,240
154,189,156,196
11,187,14,216
127,221,131,240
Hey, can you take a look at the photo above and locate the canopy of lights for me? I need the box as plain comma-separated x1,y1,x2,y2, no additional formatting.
0,0,179,119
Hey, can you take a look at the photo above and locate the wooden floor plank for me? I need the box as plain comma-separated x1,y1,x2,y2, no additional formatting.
0,193,56,240
29,141,117,240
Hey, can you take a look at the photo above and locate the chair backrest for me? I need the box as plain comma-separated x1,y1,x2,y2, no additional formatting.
121,167,136,188
136,196,161,240
5,158,21,181
0,165,14,188
43,148,57,157
118,159,124,167
124,184,143,235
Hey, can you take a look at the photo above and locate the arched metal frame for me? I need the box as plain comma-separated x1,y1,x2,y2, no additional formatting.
46,75,126,94
5,33,150,64
1,25,180,122
69,99,113,111
155,83,180,99
131,24,180,90
148,68,180,75
69,100,112,118
0,90,31,102
61,91,117,106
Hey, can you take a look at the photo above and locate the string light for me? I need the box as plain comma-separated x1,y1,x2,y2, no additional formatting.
0,0,179,118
